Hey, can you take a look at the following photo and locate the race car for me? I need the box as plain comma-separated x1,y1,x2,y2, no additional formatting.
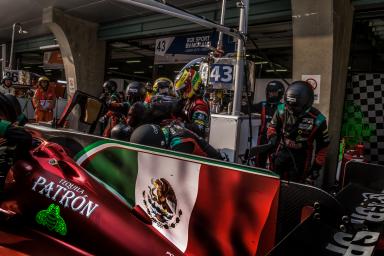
0,91,383,255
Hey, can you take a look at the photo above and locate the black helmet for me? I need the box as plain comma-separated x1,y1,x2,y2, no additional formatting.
266,80,285,103
125,81,146,104
102,80,118,93
284,81,314,116
110,123,133,141
2,75,12,84
129,124,166,148
0,93,22,122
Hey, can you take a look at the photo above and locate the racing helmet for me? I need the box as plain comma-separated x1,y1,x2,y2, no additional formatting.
38,76,49,84
125,81,146,104
152,77,173,95
2,75,12,87
174,68,204,99
129,124,166,148
110,123,133,141
38,76,50,89
0,93,22,123
284,81,314,116
266,80,285,104
102,80,118,94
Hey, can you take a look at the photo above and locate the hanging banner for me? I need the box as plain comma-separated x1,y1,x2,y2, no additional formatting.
154,32,235,64
3,69,32,85
301,74,321,104
43,50,64,69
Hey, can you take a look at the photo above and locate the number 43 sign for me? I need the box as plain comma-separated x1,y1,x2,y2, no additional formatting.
209,64,234,84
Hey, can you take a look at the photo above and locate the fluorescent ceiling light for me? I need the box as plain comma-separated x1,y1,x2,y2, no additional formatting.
134,71,145,74
108,67,119,70
57,80,67,84
126,60,141,63
111,42,131,48
255,61,268,65
39,44,60,50
23,66,31,69
266,69,288,72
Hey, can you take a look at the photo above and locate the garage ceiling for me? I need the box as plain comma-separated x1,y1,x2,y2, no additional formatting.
0,0,219,42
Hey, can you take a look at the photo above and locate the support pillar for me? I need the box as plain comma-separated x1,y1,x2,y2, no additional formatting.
291,0,354,186
42,7,106,97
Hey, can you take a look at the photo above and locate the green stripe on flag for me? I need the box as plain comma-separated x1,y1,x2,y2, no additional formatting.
75,139,279,179
74,140,107,161
81,146,138,206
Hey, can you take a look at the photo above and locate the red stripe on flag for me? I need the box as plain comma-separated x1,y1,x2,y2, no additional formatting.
186,165,280,255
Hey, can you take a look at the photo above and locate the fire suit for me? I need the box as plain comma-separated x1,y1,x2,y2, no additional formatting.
100,93,124,137
246,101,282,168
0,85,15,95
33,85,56,122
267,104,330,181
180,96,210,138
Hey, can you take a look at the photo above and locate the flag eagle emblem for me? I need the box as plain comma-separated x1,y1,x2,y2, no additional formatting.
143,178,182,229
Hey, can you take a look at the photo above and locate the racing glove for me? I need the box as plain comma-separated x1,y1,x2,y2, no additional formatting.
16,114,28,126
249,136,278,156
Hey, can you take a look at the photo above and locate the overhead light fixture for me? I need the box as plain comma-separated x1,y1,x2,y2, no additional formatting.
38,65,44,68
44,69,52,72
23,66,31,69
126,60,141,63
148,65,153,68
9,23,28,69
108,67,119,70
57,80,67,84
39,44,60,50
134,71,145,74
255,61,268,65
18,27,28,34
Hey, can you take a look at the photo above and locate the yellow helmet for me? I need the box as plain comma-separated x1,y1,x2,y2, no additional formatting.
38,76,50,83
174,68,203,99
152,77,173,95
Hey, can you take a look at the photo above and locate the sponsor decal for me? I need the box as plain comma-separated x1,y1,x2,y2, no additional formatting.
299,118,314,130
351,193,384,224
286,96,296,103
36,204,67,235
32,176,99,218
143,178,182,229
326,230,379,256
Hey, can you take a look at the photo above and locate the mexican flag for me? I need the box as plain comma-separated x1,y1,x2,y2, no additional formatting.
76,141,280,255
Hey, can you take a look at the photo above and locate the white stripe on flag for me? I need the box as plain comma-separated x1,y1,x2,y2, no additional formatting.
136,152,201,252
